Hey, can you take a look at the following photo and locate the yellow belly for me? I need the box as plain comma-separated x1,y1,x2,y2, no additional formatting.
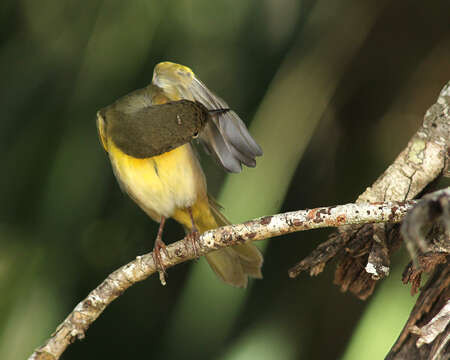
108,142,207,222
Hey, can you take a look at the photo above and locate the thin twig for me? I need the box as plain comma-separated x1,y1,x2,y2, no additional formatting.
29,200,416,360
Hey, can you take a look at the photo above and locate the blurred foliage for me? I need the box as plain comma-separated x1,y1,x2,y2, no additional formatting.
1,1,449,359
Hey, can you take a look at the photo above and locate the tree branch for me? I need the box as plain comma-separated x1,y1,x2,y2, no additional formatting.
288,81,449,359
386,263,450,360
289,81,450,299
385,188,450,360
29,200,417,360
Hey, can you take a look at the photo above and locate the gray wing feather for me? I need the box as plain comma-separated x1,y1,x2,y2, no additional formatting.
200,122,243,173
177,77,262,173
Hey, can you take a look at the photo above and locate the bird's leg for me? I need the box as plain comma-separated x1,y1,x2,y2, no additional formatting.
186,207,200,258
152,216,170,285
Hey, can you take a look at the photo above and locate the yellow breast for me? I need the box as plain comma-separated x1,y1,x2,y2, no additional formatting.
108,142,207,221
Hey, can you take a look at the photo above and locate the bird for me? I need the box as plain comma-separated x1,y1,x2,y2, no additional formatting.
96,61,263,287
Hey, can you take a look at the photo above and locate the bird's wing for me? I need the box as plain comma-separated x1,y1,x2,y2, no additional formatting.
98,100,209,158
153,63,262,173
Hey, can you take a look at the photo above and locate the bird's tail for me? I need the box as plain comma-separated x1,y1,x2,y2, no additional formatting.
203,197,263,288
173,195,263,288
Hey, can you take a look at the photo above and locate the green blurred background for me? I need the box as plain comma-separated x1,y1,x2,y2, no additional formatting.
1,1,450,359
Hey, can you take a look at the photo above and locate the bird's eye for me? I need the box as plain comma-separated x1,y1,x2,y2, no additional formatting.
192,131,199,139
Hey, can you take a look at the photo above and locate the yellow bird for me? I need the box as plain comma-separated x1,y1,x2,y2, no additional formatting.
96,62,263,287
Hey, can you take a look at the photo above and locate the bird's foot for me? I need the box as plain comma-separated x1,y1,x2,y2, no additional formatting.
152,238,170,286
185,228,200,258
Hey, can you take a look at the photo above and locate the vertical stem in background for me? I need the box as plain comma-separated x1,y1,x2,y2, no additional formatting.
162,0,388,358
